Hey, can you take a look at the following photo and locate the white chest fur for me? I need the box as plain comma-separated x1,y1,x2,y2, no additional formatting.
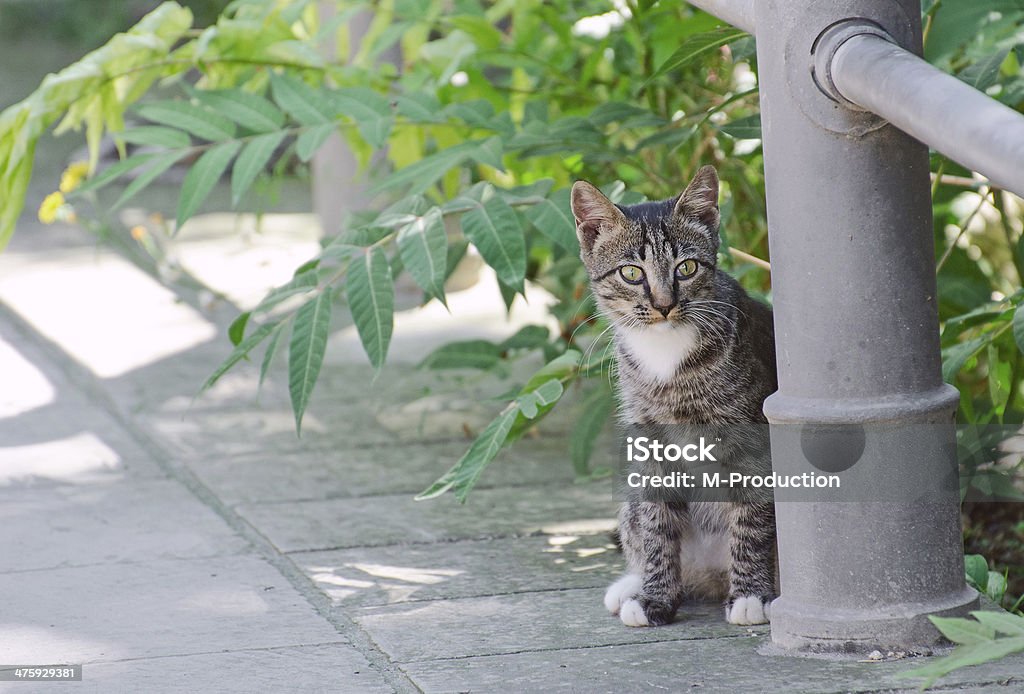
618,322,700,381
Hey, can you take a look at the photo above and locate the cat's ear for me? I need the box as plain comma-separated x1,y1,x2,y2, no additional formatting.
571,181,626,254
674,165,720,230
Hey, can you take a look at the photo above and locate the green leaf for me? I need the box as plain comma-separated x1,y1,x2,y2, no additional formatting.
930,615,996,645
965,554,990,590
900,635,1024,688
72,153,159,195
201,320,281,392
459,195,526,292
296,123,335,162
515,379,563,419
397,207,448,304
117,126,191,149
416,405,518,502
232,132,286,205
1013,304,1024,353
228,311,250,346
371,140,483,194
194,89,286,133
176,140,241,228
645,28,748,86
970,610,1024,636
942,336,990,383
420,339,503,370
571,385,615,476
288,291,332,435
251,269,320,316
136,100,236,141
500,325,550,351
269,73,332,125
332,87,393,148
525,189,579,253
347,247,394,369
719,114,762,139
111,150,188,211
959,50,1010,92
259,322,286,388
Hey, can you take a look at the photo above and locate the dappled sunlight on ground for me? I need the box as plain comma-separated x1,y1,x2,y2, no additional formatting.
0,335,54,417
168,212,323,311
0,432,121,487
0,250,216,378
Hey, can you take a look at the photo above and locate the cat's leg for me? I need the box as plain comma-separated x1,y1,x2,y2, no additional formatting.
725,501,776,625
608,501,685,627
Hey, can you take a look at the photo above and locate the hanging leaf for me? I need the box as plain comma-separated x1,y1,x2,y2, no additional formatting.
111,150,188,210
525,189,578,253
288,291,332,434
459,195,526,292
332,87,393,148
397,207,448,304
1013,304,1024,353
269,73,333,125
420,339,503,370
117,126,191,149
201,320,282,392
347,246,394,369
296,123,335,162
958,50,1010,92
228,311,250,346
72,153,159,196
570,384,615,476
500,325,550,351
645,28,748,86
259,322,286,388
371,140,484,194
942,335,990,382
719,114,762,139
176,140,241,228
232,131,286,205
194,89,286,133
136,100,236,141
415,405,518,502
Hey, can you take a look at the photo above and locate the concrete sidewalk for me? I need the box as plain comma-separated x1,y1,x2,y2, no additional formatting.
3,202,1024,694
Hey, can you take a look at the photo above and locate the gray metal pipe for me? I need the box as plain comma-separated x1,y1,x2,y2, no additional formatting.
751,0,976,654
686,0,755,34
830,33,1024,197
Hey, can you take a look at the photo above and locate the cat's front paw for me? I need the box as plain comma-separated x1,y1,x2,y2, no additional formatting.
725,595,772,625
604,573,642,615
619,599,650,627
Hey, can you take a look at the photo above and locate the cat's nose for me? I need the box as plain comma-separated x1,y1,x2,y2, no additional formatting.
652,304,673,318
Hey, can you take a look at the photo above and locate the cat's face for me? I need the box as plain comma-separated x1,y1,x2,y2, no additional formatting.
571,166,721,332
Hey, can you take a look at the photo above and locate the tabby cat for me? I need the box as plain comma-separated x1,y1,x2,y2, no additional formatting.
571,166,778,627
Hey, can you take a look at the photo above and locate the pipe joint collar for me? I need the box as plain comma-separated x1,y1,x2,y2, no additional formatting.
811,19,896,109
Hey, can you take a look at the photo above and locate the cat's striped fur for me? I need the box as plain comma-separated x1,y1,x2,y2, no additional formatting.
571,166,778,627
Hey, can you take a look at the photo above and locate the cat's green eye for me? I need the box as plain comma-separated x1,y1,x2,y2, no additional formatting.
619,265,644,284
676,259,699,279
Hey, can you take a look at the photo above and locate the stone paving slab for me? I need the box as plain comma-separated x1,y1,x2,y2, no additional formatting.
398,631,1024,694
185,436,615,504
297,535,623,608
0,555,344,665
0,479,249,573
235,485,619,553
74,644,390,694
355,588,759,663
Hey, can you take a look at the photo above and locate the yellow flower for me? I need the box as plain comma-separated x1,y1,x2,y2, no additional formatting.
38,192,65,224
59,161,89,194
130,225,148,241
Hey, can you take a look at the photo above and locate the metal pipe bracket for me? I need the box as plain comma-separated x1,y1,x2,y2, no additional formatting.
775,2,917,136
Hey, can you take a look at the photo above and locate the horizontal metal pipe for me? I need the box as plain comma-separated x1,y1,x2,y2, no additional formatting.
686,0,756,34
831,34,1024,198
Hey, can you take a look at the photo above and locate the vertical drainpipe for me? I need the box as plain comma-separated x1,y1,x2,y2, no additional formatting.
754,0,978,653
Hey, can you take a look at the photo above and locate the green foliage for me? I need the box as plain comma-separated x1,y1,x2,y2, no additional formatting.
1,0,1024,507
965,554,1009,605
900,611,1024,689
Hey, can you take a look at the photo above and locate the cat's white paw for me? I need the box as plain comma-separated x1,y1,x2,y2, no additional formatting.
726,596,771,625
604,573,642,615
619,599,650,627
